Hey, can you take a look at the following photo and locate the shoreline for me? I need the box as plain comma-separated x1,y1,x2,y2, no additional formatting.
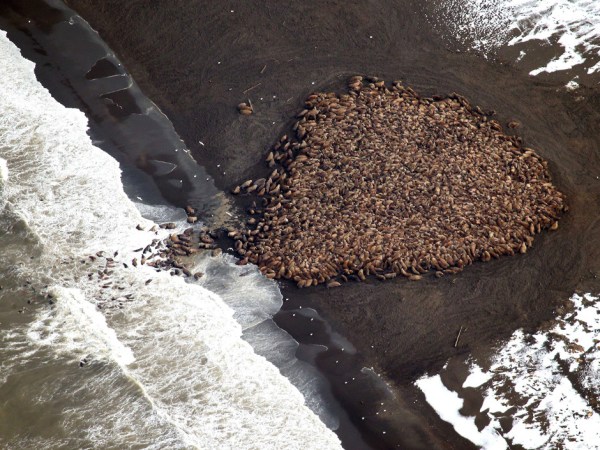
0,2,414,448
6,0,600,448
62,0,600,446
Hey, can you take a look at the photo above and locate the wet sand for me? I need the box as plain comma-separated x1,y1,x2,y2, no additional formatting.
16,0,600,448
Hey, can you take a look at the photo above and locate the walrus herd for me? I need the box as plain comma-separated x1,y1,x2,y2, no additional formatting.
231,76,566,287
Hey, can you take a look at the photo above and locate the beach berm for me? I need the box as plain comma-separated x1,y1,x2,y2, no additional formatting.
231,76,566,287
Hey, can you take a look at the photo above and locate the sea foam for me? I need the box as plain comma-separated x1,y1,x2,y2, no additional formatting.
0,29,341,450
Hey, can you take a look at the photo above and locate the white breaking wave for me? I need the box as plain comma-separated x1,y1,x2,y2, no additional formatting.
28,286,135,366
428,0,600,76
417,293,600,449
0,157,7,182
0,29,341,450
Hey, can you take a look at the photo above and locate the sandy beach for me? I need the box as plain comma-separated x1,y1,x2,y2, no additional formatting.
2,0,600,448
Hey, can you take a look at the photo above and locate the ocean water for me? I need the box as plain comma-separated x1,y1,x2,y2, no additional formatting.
4,0,598,447
0,29,341,450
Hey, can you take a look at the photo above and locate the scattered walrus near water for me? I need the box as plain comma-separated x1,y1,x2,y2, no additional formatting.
231,76,566,288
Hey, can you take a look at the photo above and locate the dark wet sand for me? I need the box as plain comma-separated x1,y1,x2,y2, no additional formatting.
18,0,600,448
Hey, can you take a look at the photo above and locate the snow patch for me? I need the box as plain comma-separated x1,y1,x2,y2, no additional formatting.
417,293,600,449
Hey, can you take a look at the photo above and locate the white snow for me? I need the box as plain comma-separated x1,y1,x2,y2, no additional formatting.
417,293,600,449
427,0,600,76
416,375,508,450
